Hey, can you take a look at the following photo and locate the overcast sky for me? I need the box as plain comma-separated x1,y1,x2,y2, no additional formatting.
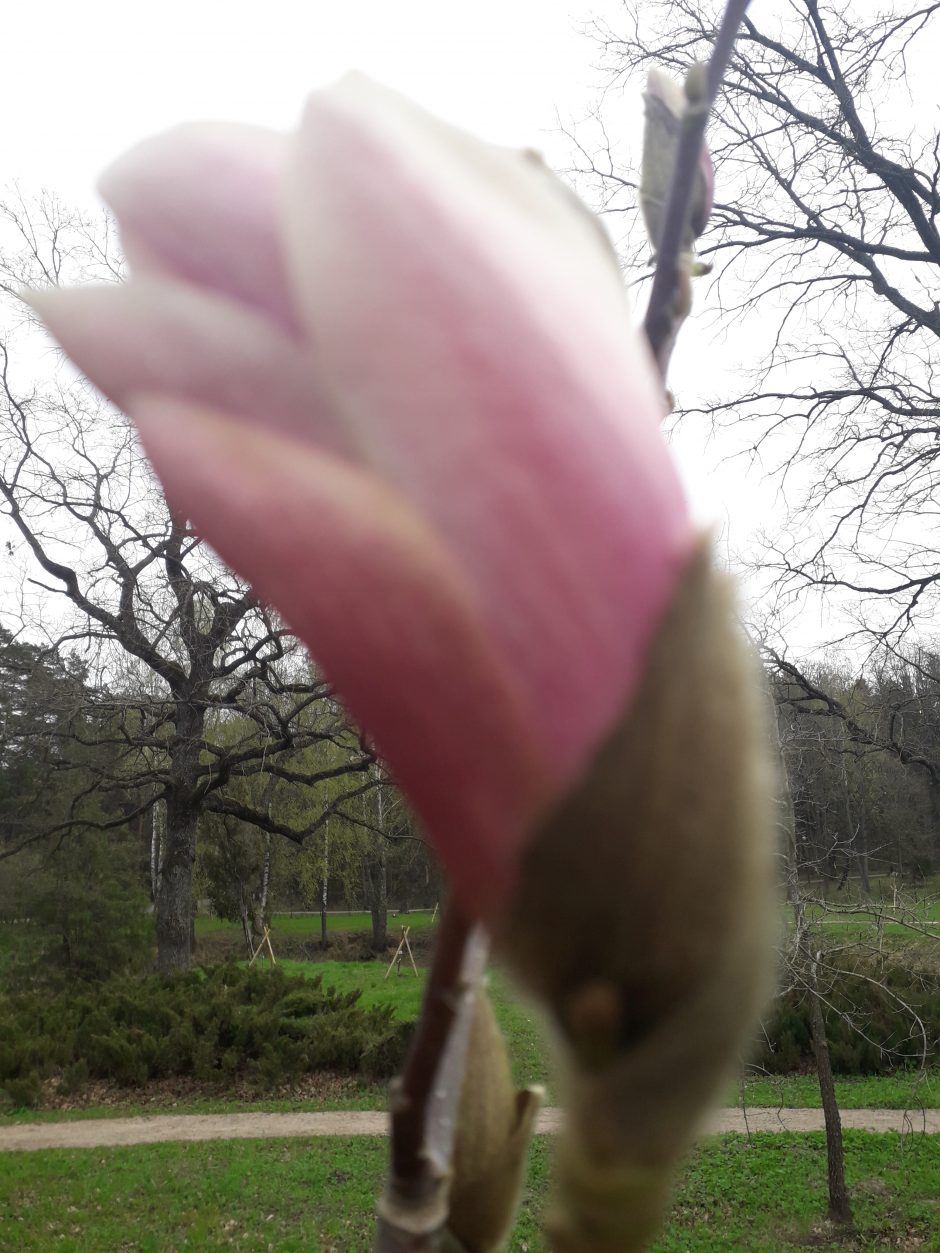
2,0,770,580
3,1,611,195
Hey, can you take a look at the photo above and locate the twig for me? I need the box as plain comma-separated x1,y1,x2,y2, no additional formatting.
643,0,752,375
375,907,489,1252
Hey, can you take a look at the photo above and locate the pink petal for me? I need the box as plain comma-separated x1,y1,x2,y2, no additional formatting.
27,281,350,457
99,123,301,335
129,395,554,915
286,75,694,785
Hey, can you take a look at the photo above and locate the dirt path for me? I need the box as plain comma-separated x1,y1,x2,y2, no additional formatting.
2,1107,938,1153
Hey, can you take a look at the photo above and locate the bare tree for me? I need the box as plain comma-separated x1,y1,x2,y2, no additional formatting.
0,194,374,972
575,0,940,660
768,692,939,1230
569,9,940,1228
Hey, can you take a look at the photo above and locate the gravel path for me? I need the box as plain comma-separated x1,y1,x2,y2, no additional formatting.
2,1107,938,1152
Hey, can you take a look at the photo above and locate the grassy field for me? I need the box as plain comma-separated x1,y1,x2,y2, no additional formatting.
191,898,940,950
1,1132,938,1250
0,927,14,982
796,880,940,942
739,1069,940,1111
272,959,550,1086
194,910,437,941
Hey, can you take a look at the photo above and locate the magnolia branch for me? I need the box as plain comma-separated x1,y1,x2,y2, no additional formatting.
643,0,752,377
376,907,489,1252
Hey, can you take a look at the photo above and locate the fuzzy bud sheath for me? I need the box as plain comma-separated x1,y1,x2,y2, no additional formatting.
497,541,775,1251
443,991,542,1252
640,68,714,269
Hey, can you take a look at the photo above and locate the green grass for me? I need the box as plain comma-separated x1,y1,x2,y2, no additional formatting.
798,889,940,941
738,1069,940,1110
275,959,553,1090
194,910,436,941
276,957,426,1018
0,928,15,980
274,960,550,1069
805,917,940,943
488,965,553,1091
1,1133,937,1250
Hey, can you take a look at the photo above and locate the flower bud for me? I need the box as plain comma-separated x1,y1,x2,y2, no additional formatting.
496,541,776,1250
445,989,542,1252
640,67,715,261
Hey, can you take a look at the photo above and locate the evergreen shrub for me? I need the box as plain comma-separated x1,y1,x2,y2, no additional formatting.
754,956,940,1075
0,963,408,1108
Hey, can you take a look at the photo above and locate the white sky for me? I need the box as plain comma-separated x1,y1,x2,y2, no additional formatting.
0,0,769,587
3,1,606,195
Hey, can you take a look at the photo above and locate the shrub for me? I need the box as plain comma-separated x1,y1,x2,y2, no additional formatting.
3,1072,42,1111
0,963,408,1108
754,955,940,1076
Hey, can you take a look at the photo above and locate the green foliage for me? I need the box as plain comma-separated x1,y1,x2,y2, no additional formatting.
0,963,408,1109
0,628,93,859
15,830,152,984
756,956,940,1075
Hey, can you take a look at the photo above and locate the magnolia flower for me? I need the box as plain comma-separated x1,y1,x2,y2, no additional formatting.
32,74,773,1251
30,73,694,919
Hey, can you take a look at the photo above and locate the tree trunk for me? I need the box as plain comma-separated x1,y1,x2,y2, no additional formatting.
841,755,870,895
319,822,330,946
372,780,388,951
856,806,871,896
362,837,388,953
150,798,165,904
371,843,388,951
259,831,272,925
808,956,852,1226
257,775,276,931
154,704,204,974
155,812,198,974
779,708,852,1229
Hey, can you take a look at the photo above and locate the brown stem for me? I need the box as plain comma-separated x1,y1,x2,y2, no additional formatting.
643,0,752,376
807,950,853,1226
376,905,489,1252
393,906,472,1178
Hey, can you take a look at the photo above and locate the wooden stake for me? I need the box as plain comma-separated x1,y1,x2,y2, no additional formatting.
403,927,419,975
249,925,276,967
385,925,419,978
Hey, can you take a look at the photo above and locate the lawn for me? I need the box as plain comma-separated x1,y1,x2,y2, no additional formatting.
274,959,551,1089
194,909,437,941
1,1132,937,1250
740,1069,940,1112
0,926,16,977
